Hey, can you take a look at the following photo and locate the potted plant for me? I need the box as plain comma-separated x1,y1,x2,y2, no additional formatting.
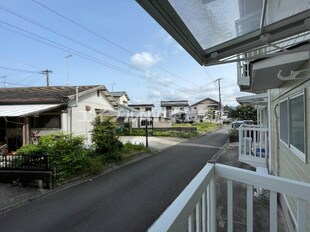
229,128,239,142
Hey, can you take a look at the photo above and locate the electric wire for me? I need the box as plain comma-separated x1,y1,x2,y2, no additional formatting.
0,4,188,90
0,20,194,92
31,0,199,87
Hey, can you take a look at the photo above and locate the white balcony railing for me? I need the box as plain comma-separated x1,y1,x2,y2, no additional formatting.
148,163,310,232
238,125,268,168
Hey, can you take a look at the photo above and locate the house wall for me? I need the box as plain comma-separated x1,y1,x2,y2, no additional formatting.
118,95,128,106
161,106,185,118
69,91,115,145
270,60,310,231
193,101,218,116
131,117,172,128
134,106,153,112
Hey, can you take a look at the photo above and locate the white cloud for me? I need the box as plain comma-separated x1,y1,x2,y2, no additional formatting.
130,52,162,70
164,34,185,55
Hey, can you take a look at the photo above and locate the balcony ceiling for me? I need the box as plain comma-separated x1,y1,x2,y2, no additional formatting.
247,49,310,93
137,0,310,66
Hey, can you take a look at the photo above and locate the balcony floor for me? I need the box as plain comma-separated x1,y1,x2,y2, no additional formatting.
215,142,289,232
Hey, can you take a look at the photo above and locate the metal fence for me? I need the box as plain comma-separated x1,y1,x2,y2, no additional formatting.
0,154,50,171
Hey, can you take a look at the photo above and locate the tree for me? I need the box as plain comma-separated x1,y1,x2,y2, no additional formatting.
91,116,123,160
235,104,257,122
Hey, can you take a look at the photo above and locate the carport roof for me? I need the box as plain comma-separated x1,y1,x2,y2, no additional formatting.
137,0,310,65
0,104,63,117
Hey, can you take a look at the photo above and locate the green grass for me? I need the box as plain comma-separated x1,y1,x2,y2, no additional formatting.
173,122,218,134
192,122,218,134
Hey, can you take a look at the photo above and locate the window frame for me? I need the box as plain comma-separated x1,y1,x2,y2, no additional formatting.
279,90,307,162
279,98,289,146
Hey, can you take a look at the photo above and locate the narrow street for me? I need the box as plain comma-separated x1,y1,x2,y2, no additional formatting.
0,128,228,232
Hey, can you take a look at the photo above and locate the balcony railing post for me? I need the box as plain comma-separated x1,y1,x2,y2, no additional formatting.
227,180,233,232
297,199,306,232
210,176,216,232
247,185,253,232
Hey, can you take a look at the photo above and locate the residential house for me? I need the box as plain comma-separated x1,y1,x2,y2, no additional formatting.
136,0,310,231
161,100,189,119
127,103,172,128
128,104,154,112
111,91,129,106
189,97,220,121
0,85,117,150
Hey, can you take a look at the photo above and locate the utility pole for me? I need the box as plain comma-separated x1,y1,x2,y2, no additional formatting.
0,76,7,87
145,118,148,148
215,78,223,123
111,82,116,91
41,69,52,86
64,54,72,86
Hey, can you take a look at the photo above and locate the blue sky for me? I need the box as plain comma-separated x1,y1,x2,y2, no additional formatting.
0,0,247,107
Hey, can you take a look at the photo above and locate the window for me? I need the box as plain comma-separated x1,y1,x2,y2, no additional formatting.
145,107,152,111
31,115,61,129
289,93,305,160
279,91,306,162
141,120,153,126
180,107,184,111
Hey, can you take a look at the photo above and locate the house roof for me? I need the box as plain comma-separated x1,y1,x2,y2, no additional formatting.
0,104,64,117
128,104,155,108
110,91,130,100
189,98,219,108
161,100,189,107
0,85,118,107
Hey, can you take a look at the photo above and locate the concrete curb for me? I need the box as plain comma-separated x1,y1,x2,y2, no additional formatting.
208,139,230,163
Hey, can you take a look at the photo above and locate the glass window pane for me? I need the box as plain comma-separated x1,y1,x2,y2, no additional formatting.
265,0,310,26
168,0,263,50
289,94,304,154
280,100,288,144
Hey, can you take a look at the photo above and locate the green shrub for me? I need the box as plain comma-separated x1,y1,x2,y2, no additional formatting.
17,132,90,183
17,144,43,155
91,116,123,161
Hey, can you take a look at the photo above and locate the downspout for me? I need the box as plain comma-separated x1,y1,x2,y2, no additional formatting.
267,90,272,173
69,86,79,134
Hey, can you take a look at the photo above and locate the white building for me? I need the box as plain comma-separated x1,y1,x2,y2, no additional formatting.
0,85,117,149
161,100,189,119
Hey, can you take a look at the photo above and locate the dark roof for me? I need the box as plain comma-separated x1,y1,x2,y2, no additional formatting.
0,85,117,106
189,98,219,107
128,104,155,108
110,91,130,100
161,100,189,107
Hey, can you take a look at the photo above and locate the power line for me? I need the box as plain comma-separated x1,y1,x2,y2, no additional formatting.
0,65,41,74
30,0,199,87
0,3,201,92
0,4,181,88
0,20,186,92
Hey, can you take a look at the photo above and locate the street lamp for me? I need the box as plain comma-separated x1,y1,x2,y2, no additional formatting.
64,54,72,86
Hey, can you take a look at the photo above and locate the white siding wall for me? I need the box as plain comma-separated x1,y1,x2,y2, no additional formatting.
270,61,310,231
69,91,115,145
118,95,128,105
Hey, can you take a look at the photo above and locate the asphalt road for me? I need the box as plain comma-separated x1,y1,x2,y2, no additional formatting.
0,128,228,232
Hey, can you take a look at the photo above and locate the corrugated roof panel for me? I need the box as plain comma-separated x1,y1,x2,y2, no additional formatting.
0,104,62,117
